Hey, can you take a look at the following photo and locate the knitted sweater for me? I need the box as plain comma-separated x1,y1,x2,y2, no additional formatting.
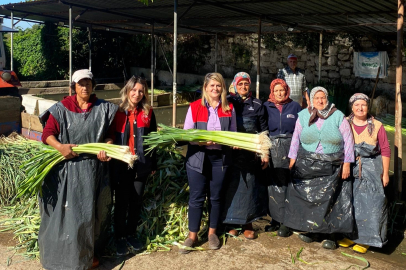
298,109,345,154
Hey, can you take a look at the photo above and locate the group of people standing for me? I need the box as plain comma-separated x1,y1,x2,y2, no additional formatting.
180,55,390,257
37,53,390,269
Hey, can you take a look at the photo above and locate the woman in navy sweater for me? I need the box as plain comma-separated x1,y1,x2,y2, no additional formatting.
263,79,301,237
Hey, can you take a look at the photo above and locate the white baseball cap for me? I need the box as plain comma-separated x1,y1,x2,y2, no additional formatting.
72,69,93,83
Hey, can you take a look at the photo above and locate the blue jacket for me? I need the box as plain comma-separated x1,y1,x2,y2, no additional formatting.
263,101,302,136
227,95,268,134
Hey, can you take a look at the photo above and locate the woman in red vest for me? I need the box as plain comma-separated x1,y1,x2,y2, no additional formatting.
106,76,157,256
180,73,236,253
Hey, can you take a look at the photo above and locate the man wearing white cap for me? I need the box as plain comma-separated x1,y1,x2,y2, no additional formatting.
277,54,310,107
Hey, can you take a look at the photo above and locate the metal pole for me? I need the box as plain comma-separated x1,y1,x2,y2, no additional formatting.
151,22,155,106
172,0,178,127
69,5,73,96
214,33,218,72
256,17,261,99
395,0,404,199
10,12,13,71
318,32,323,81
88,26,92,71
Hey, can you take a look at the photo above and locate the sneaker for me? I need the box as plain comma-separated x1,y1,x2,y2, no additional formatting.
208,234,221,250
277,225,290,237
126,235,143,251
116,237,129,256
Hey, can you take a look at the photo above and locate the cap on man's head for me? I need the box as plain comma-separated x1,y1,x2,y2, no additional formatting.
287,54,298,61
72,69,93,83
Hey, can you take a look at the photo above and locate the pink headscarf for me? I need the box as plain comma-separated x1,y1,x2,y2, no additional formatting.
268,79,292,105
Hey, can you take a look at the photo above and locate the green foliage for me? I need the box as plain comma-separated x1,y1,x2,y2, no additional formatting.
4,25,46,80
4,22,155,80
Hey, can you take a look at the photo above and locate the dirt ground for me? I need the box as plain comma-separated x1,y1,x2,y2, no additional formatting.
1,219,405,270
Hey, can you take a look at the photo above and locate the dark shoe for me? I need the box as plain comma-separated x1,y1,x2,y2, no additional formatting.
298,233,314,243
322,239,337,250
264,221,280,232
277,225,290,237
228,229,238,236
126,235,143,251
116,237,129,256
243,223,256,240
91,257,99,269
179,238,196,254
208,234,221,250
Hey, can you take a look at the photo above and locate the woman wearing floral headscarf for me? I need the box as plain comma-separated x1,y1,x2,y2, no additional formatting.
263,79,302,237
283,86,355,250
221,72,268,240
337,93,390,254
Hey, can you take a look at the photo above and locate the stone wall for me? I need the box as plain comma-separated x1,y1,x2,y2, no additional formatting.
133,34,406,110
195,34,403,99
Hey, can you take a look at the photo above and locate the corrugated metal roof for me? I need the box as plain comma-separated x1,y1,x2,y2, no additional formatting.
0,0,401,35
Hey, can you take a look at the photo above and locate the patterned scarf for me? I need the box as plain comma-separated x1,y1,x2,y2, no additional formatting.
347,93,375,136
229,72,252,102
308,86,337,126
268,78,292,105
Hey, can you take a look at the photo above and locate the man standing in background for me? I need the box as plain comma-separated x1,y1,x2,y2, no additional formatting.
277,54,310,108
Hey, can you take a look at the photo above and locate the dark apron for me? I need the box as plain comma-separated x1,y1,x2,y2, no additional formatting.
267,134,292,223
283,147,354,234
350,142,387,247
38,100,117,270
222,115,267,225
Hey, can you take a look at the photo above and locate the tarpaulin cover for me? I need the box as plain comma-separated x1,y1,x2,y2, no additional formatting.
283,148,354,234
222,115,267,225
38,99,117,270
267,135,292,223
349,142,388,247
